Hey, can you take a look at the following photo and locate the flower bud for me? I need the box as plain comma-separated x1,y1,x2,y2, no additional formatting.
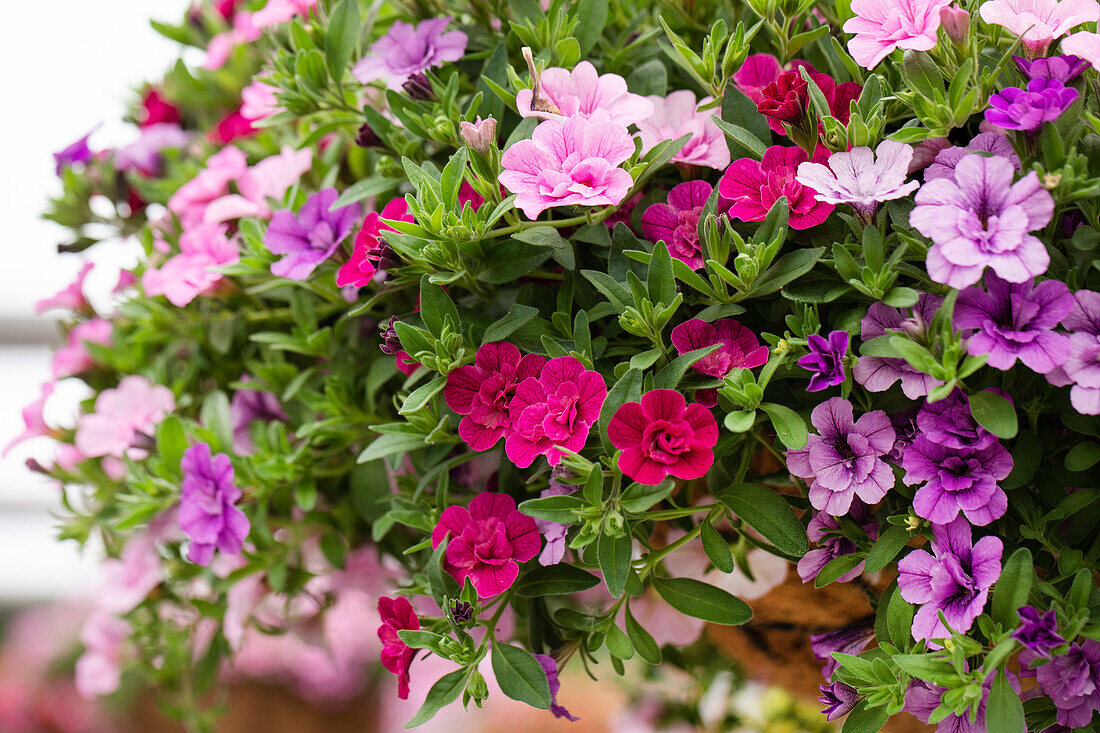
449,600,474,625
379,317,402,354
355,122,382,149
459,116,498,157
402,72,435,102
939,6,970,45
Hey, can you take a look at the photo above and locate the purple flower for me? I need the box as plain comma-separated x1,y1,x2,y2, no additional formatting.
794,140,920,223
897,518,1002,643
266,188,362,280
352,17,467,89
887,406,921,461
53,126,98,175
786,398,896,516
902,434,1011,526
114,123,191,176
534,481,574,566
1014,54,1090,82
797,330,849,391
229,377,289,455
854,294,944,399
1013,606,1066,657
910,153,1054,289
179,443,250,566
1047,289,1100,414
955,273,1074,373
985,78,1079,132
915,390,999,451
811,623,874,679
903,673,1020,733
818,682,859,722
641,180,713,270
925,131,1020,182
534,654,579,721
797,502,879,585
1035,640,1100,728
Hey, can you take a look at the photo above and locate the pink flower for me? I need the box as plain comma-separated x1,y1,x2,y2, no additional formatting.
74,376,175,459
732,54,783,104
251,0,316,28
641,180,713,269
430,493,540,597
719,145,835,229
337,198,414,287
634,90,729,170
608,389,719,485
352,17,467,89
794,139,920,223
74,612,129,699
505,357,607,468
240,79,282,122
670,318,769,377
378,597,420,699
36,261,92,314
168,146,248,229
208,107,257,144
843,0,954,69
1062,30,1100,65
979,0,1100,55
500,113,635,220
3,382,54,457
51,318,113,378
203,146,313,223
98,532,162,614
142,223,239,307
445,342,548,452
515,61,653,125
203,11,261,70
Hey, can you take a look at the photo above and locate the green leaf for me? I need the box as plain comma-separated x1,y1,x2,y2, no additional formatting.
478,241,553,284
599,531,633,598
399,377,446,415
1066,441,1100,472
864,524,910,573
745,247,824,297
605,623,635,659
985,671,1025,733
841,699,890,733
598,367,643,454
323,0,360,80
518,494,587,524
991,548,1033,628
625,603,662,664
157,416,187,470
651,577,752,625
720,85,772,160
199,391,233,452
491,642,551,709
815,554,864,587
405,668,470,728
885,582,916,649
619,479,674,512
716,483,807,556
514,564,600,597
647,238,676,305
969,390,1018,439
655,345,720,390
572,0,609,54
701,520,735,573
419,275,460,338
712,117,766,158
357,433,429,463
483,304,539,343
758,402,807,450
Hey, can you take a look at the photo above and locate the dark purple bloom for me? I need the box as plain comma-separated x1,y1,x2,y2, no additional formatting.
887,406,920,461
854,294,944,399
955,273,1074,373
902,433,1011,526
897,518,1002,644
179,443,250,566
810,623,874,679
798,330,849,391
819,682,859,722
379,316,402,355
985,78,1079,132
904,673,1021,733
1046,290,1100,415
355,122,383,149
534,654,579,722
266,188,362,280
797,502,879,585
915,390,999,452
402,72,435,101
1013,606,1066,657
786,397,895,516
53,127,98,175
925,131,1019,182
1014,54,1090,83
1035,640,1100,728
229,377,289,455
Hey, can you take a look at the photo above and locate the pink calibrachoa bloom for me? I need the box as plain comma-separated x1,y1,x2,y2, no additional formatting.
74,612,129,699
500,113,635,220
444,342,548,452
634,90,730,171
142,223,239,307
732,54,783,104
352,17,467,89
641,179,713,269
74,375,175,459
168,146,248,229
1063,30,1100,66
377,596,419,700
979,0,1100,56
795,140,920,224
505,356,607,468
430,493,541,597
608,389,719,485
251,0,316,27
239,79,282,123
719,145,835,229
336,197,414,288
51,318,113,379
203,146,313,223
35,261,92,314
203,11,261,71
670,318,769,377
179,442,250,566
2,382,54,457
515,61,654,125
843,0,954,69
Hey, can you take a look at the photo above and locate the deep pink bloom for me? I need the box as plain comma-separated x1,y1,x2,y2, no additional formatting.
74,376,175,459
2,382,54,457
641,180,713,269
500,113,635,219
431,493,540,597
506,357,606,467
142,223,239,307
670,318,769,377
240,79,282,123
139,88,180,128
925,132,1020,181
395,351,420,376
843,0,954,69
36,261,92,314
757,67,861,137
854,294,944,398
515,61,653,125
168,146,249,229
607,389,718,485
732,54,783,104
179,443,249,566
719,146,835,229
208,107,257,144
635,90,730,170
51,318,113,379
337,198,414,287
266,188,362,280
979,0,1100,55
352,17,467,89
203,146,313,223
377,597,419,700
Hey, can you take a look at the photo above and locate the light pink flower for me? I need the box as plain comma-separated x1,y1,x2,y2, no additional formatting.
795,139,920,222
74,612,129,699
352,17,467,89
1062,30,1100,65
3,382,54,457
843,0,954,69
516,61,654,125
98,532,163,614
203,11,261,70
168,146,248,229
979,0,1100,55
35,261,92,314
202,146,313,223
500,113,635,219
252,0,316,28
51,318,113,379
240,79,282,122
74,376,175,459
143,223,239,307
635,90,729,170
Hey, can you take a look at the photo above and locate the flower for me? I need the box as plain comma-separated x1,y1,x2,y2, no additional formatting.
36,261,93,314
1062,30,1100,67
798,504,878,584
168,146,249,229
608,389,719,485
239,79,282,123
1014,53,1090,81
670,318,769,377
202,11,261,71
53,127,98,175
431,493,541,596
756,67,861,138
819,682,860,721
203,146,313,223
251,0,316,28
99,531,163,614
635,90,730,170
854,294,944,398
843,0,953,69
208,106,257,144
1048,289,1100,413
903,674,1017,732
377,597,419,700
266,188,362,280
732,54,783,104
1034,640,1100,728
719,146,835,229
985,79,1079,132
811,623,875,678
925,131,1020,182
500,113,635,220
915,390,1000,451
114,123,191,177
902,434,1012,525
515,61,653,125
785,397,896,516
954,272,1074,373
230,377,289,454
794,140,920,223
444,342,548,452
534,481,574,566
641,180,715,270
336,197,415,288
139,88,180,128
142,223,239,307
1013,606,1067,657
506,356,606,468
2,382,54,457
352,17,467,89
459,116,498,156
978,0,1100,56
74,612,129,699
941,6,972,43
910,153,1054,289
179,443,249,566
52,318,114,379
534,654,579,721
897,518,1003,643
797,330,849,391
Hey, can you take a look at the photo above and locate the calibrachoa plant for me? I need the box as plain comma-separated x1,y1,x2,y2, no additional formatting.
21,0,1100,730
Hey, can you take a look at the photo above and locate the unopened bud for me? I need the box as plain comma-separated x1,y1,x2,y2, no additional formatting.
402,72,435,102
379,317,402,354
459,116,498,157
450,600,474,624
1042,172,1062,189
939,7,970,45
355,122,382,149
25,457,50,475
905,514,923,532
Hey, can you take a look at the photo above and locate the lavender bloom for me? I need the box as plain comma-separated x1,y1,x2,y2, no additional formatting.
955,273,1074,373
819,682,859,722
811,623,874,679
266,188,361,280
797,330,849,392
985,78,1079,132
535,481,575,566
1047,290,1100,414
179,443,250,566
794,140,920,224
903,674,1020,733
1014,54,1090,82
854,294,944,399
902,434,1011,526
1035,640,1100,728
534,654,579,722
229,377,289,455
897,518,1002,643
925,131,1020,182
915,390,998,451
352,17,467,90
797,502,878,584
1013,606,1066,657
114,123,191,176
53,126,98,175
786,398,896,516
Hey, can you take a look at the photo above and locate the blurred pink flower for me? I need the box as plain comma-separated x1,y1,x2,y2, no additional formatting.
203,146,313,223
635,90,729,170
51,319,113,379
168,146,248,229
516,61,654,125
202,11,261,70
143,223,239,307
251,0,316,28
239,79,282,123
35,261,92,314
74,376,175,459
74,612,129,699
2,382,54,457
98,532,162,614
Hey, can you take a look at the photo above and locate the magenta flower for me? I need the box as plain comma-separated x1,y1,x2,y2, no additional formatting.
985,78,1079,132
786,397,895,516
229,377,288,455
515,61,653,125
337,198,415,288
797,503,878,584
1035,640,1100,728
1014,53,1090,81
75,376,174,459
978,0,1100,55
854,294,944,399
607,389,719,485
635,90,730,170
444,342,548,452
53,126,98,175
925,131,1020,182
203,146,313,223
732,54,783,105
179,442,249,566
266,188,362,280
1047,289,1100,414
377,596,420,700
51,318,113,379
1013,607,1066,657
352,17,467,89
719,146,835,229
506,356,606,468
142,223,239,307
500,114,635,220
915,390,1000,451
36,261,93,314
641,180,715,270
670,318,769,377
897,518,1003,643
843,0,953,69
168,146,249,229
2,382,54,457
902,434,1012,526
811,622,874,678
756,66,862,138
910,153,1054,289
534,654,579,721
797,330,849,391
431,493,540,597
794,140,920,223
